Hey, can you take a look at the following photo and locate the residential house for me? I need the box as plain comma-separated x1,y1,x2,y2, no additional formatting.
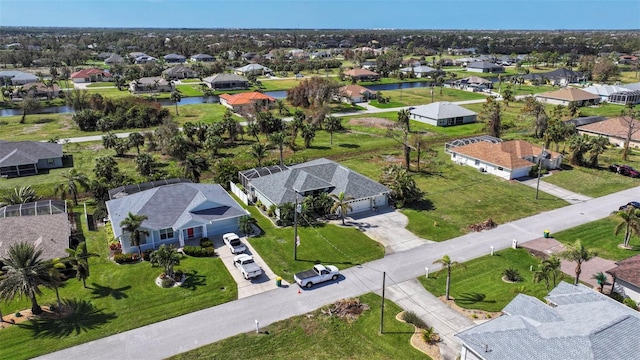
399,65,438,78
104,54,125,65
576,116,640,148
457,282,640,360
446,137,562,180
129,77,174,93
618,54,638,65
361,61,377,71
542,68,587,86
190,53,215,62
582,84,634,103
0,70,25,85
162,65,198,80
106,183,249,254
97,52,112,60
238,158,390,217
535,87,601,106
310,51,331,59
13,82,62,99
0,200,71,260
10,72,39,85
70,68,113,83
203,73,249,91
409,102,477,127
584,82,640,105
164,53,186,63
344,68,380,82
134,55,157,64
466,61,504,73
453,76,493,92
607,254,640,302
219,92,275,114
234,64,272,76
339,84,375,104
0,140,64,177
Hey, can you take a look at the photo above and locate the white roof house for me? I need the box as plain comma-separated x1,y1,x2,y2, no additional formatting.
409,102,477,126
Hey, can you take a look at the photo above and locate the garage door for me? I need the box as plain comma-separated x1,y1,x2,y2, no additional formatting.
349,198,371,214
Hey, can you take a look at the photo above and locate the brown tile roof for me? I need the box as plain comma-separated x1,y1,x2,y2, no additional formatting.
607,254,640,287
0,212,71,260
578,116,640,141
344,68,379,77
219,92,275,106
536,87,601,101
451,140,561,169
70,68,112,79
340,84,373,98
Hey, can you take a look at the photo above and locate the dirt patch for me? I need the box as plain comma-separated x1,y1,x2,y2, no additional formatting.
321,298,370,322
438,296,502,321
396,312,441,360
18,123,46,135
467,218,498,232
347,117,395,128
0,305,71,329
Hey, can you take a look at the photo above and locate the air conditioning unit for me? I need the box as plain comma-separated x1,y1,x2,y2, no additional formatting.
479,167,486,173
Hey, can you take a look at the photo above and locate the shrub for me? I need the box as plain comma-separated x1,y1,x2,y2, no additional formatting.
143,248,154,261
113,253,138,264
401,311,427,330
183,245,215,257
267,204,276,217
421,327,440,344
173,269,185,282
503,268,522,282
610,291,625,303
200,238,213,248
161,277,176,288
623,298,638,310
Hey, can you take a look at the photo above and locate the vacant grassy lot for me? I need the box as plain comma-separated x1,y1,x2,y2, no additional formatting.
169,293,427,360
86,82,115,88
542,165,640,198
419,249,564,312
551,217,640,261
0,212,237,360
381,86,487,105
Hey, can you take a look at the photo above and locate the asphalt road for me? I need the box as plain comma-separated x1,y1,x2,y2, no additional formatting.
36,185,639,360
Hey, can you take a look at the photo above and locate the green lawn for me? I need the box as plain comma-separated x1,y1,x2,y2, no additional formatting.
382,87,487,106
541,165,640,198
419,249,565,312
169,293,428,360
369,100,407,108
175,84,204,96
551,217,640,261
86,82,115,88
0,211,237,360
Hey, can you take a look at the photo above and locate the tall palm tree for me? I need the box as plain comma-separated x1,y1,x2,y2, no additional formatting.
250,143,268,167
559,240,597,285
591,272,607,293
330,192,354,225
323,116,342,145
120,212,149,258
65,241,99,288
150,245,180,278
0,242,54,315
47,259,66,308
613,205,640,248
397,108,411,133
180,154,208,183
170,91,181,115
533,264,551,290
269,131,287,166
433,255,463,300
128,132,145,154
54,169,90,205
542,255,562,288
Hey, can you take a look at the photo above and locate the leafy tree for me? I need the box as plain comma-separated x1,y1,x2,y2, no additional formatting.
238,215,258,236
212,158,239,190
480,97,502,138
150,245,180,278
286,77,341,109
54,169,90,205
256,111,284,135
250,143,268,167
521,97,548,138
128,132,145,154
65,88,89,110
433,255,464,300
19,94,40,124
0,185,39,206
559,240,597,285
102,132,118,150
94,156,120,183
120,212,149,257
568,134,591,166
204,134,224,157
323,116,343,145
330,192,354,225
380,164,423,208
613,205,640,248
620,105,640,161
135,153,156,177
501,86,514,107
170,91,181,115
65,241,98,288
181,154,208,183
0,242,54,315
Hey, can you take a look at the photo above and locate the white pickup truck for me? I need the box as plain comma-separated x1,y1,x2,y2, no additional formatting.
233,254,263,280
294,264,340,288
222,233,246,254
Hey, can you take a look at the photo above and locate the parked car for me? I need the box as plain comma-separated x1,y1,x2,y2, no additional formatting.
233,254,263,280
294,264,340,288
222,233,246,254
609,164,640,178
295,73,304,78
619,201,640,211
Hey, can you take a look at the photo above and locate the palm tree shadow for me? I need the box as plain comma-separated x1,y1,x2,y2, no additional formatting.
18,298,117,338
455,292,495,305
90,282,131,300
181,270,206,291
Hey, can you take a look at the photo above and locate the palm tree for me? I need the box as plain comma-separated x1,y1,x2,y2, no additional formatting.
330,192,354,225
135,153,156,177
65,241,98,288
150,245,180,278
0,242,54,315
542,255,562,288
301,124,317,148
54,169,90,205
0,185,39,206
128,132,145,154
433,255,463,300
559,240,597,285
239,216,258,236
204,134,224,157
170,91,181,115
397,108,411,133
120,212,149,258
269,131,287,166
592,272,607,293
533,265,551,290
275,98,288,115
47,259,65,309
323,116,342,145
613,205,640,248
20,94,40,124
181,154,208,183
250,143,268,167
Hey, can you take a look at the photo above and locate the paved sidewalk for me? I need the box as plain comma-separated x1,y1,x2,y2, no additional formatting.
384,279,474,360
519,177,593,204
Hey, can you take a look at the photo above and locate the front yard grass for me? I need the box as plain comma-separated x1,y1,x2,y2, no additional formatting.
168,293,427,360
541,165,640,198
419,248,564,312
369,100,407,108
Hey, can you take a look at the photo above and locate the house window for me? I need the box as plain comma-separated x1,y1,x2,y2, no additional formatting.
474,160,480,166
159,228,174,240
47,158,55,165
452,153,457,158
498,167,504,171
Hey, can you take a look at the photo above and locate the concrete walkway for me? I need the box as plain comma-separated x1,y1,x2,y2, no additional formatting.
384,279,474,360
519,177,593,204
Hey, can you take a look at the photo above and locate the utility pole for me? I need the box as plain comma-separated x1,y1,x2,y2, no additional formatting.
535,147,545,200
293,190,299,260
380,271,386,334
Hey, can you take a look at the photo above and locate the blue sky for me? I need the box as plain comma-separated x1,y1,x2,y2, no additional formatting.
1,0,639,30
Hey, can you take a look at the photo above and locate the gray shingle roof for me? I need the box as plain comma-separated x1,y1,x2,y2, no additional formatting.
0,212,70,260
106,183,249,238
248,158,389,206
409,102,477,120
456,282,640,360
0,141,63,167
203,73,248,84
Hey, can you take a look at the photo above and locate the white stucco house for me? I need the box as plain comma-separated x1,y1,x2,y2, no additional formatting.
409,102,477,127
608,254,640,303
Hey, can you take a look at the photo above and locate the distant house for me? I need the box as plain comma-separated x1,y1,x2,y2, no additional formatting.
466,61,504,73
104,54,125,65
238,158,390,217
9,72,39,85
13,82,62,99
70,68,113,83
577,116,640,148
409,102,477,127
203,73,249,91
607,254,640,303
190,53,215,62
457,282,640,360
446,137,562,180
542,68,587,86
344,68,380,82
134,55,157,64
106,183,249,254
453,76,493,92
164,53,186,63
0,200,71,260
234,64,272,76
361,61,377,70
97,52,112,60
399,65,438,78
535,87,601,106
162,65,198,80
0,140,64,177
129,77,174,93
339,84,375,103
583,83,640,105
219,92,275,113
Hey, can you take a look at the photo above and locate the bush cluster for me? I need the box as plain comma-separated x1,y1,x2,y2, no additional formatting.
183,245,215,257
401,311,428,329
113,253,139,264
72,97,169,131
200,238,213,248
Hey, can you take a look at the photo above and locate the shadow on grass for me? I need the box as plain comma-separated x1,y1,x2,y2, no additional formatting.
90,283,131,300
18,299,117,338
296,258,355,266
338,143,360,148
455,292,495,306
406,199,435,211
181,270,207,291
